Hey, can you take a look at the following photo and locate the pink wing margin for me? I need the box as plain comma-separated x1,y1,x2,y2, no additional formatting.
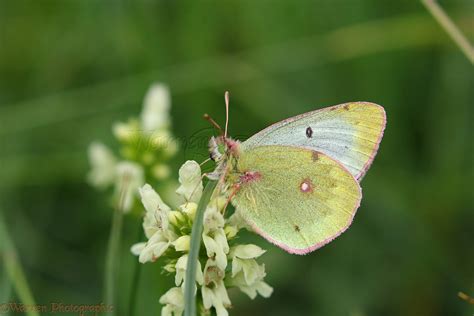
355,103,387,181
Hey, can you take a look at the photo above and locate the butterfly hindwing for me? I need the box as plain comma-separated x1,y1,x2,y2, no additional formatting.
241,102,386,180
232,145,362,254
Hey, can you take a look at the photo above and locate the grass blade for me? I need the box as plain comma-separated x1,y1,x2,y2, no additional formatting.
421,0,474,64
0,210,38,316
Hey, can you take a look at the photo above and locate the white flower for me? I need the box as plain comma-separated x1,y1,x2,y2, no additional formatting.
137,231,170,263
174,254,203,287
132,232,170,263
116,161,144,212
159,287,184,316
176,161,203,202
141,83,170,132
140,184,171,214
203,201,226,232
140,184,176,242
230,244,266,284
87,142,117,189
228,245,273,299
229,270,273,299
202,205,229,270
130,242,146,256
202,259,231,316
231,244,266,260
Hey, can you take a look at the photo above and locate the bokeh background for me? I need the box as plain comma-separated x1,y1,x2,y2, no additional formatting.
0,1,473,315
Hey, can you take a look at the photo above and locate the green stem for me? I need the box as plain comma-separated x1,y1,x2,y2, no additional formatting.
0,210,38,316
421,0,474,64
184,180,218,316
104,206,124,313
104,176,129,313
128,222,144,316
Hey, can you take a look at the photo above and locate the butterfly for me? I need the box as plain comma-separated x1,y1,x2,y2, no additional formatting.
207,92,386,254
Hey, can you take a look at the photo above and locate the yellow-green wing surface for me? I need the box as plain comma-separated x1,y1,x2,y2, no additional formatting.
241,102,386,181
232,145,362,254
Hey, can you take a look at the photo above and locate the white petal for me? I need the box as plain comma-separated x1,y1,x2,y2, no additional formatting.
179,203,197,220
152,241,170,258
175,255,188,286
159,287,184,308
202,234,218,258
256,281,273,298
141,83,170,132
215,247,227,271
174,254,203,286
161,305,172,316
201,286,213,309
231,244,265,259
215,281,231,306
139,184,171,213
138,246,155,263
195,260,204,286
172,235,190,252
203,234,227,270
130,242,146,256
203,206,225,232
239,284,257,300
214,230,229,254
175,161,203,202
241,259,260,285
231,257,243,277
215,305,229,316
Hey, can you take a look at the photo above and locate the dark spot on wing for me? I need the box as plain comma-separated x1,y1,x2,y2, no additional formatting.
306,126,313,138
312,151,319,161
343,104,350,110
294,225,300,232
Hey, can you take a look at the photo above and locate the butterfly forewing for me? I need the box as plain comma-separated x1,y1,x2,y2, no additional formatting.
232,145,362,254
241,102,386,180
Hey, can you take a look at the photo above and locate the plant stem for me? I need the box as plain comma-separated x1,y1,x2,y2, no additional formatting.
421,0,474,64
128,222,144,316
184,180,218,316
104,175,129,313
104,206,124,313
0,210,38,316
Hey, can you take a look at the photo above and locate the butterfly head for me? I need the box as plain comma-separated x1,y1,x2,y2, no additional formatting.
208,135,241,162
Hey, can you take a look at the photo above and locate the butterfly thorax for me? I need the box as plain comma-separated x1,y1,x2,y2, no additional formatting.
207,135,260,187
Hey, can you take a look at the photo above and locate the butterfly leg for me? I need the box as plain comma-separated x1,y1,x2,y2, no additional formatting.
222,183,241,216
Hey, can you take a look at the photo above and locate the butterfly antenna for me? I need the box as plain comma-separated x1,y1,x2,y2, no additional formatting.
224,91,229,138
203,113,223,134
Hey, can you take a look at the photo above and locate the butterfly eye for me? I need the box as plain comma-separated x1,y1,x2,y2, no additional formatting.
305,127,313,138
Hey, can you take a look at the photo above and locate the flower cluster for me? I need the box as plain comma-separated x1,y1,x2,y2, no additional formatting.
87,83,178,212
132,161,273,316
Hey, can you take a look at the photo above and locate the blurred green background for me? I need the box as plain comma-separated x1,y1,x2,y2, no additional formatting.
0,1,473,315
